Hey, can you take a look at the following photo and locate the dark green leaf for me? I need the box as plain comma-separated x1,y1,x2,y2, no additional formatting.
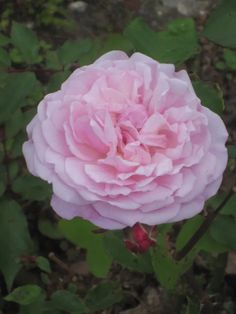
210,215,236,250
78,39,102,66
0,47,11,67
47,71,70,92
151,233,196,289
100,34,133,54
221,195,236,216
12,175,51,201
215,61,226,71
9,161,19,181
38,219,63,240
223,49,236,70
49,290,87,313
85,282,122,312
151,248,186,289
203,0,236,48
0,165,7,195
228,145,236,158
124,18,199,65
8,132,25,158
5,285,42,305
0,200,33,290
9,47,23,64
46,51,62,70
11,22,40,63
176,215,203,251
0,180,6,197
103,231,153,273
176,215,228,254
58,39,93,66
58,218,112,277
0,72,40,123
5,109,25,138
19,292,46,314
0,33,10,47
193,80,224,114
208,193,236,216
36,256,51,274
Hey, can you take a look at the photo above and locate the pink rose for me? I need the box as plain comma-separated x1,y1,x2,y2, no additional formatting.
23,51,228,230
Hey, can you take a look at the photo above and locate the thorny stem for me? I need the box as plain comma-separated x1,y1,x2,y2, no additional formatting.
175,188,235,261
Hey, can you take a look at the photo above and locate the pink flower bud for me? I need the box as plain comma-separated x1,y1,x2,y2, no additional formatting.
124,223,157,254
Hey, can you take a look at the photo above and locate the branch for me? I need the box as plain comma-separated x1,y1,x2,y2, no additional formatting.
175,188,235,261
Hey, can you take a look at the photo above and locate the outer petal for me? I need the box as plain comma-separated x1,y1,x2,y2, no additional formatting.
168,198,205,223
94,50,129,64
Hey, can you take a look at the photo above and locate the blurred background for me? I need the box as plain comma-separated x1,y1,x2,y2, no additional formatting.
0,0,236,313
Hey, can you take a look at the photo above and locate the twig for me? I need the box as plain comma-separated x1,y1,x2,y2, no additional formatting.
175,188,235,261
48,252,71,274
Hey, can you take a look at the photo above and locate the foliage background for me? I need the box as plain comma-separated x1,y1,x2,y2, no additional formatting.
0,0,236,313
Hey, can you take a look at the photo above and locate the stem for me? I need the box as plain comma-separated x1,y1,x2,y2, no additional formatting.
175,188,235,261
48,252,71,273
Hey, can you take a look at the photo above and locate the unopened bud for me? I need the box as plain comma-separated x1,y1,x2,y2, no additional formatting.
124,223,157,254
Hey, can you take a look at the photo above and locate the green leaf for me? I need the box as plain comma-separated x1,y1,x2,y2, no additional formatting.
176,215,228,254
0,33,10,47
207,193,236,216
8,132,25,158
5,109,25,138
36,256,51,274
0,72,40,123
220,194,236,216
0,71,8,86
0,181,6,197
124,18,199,65
58,218,112,277
49,290,87,313
151,233,196,289
176,216,203,251
0,47,11,68
46,51,62,70
46,71,70,92
19,293,46,314
210,215,236,250
0,165,7,197
5,285,42,305
9,47,23,64
11,22,40,63
103,231,153,273
57,39,93,66
38,219,63,240
100,34,133,54
203,0,236,48
151,248,182,290
0,200,33,290
78,39,102,66
223,49,236,70
9,160,19,181
85,282,122,312
215,61,226,71
12,175,51,201
228,145,236,158
193,80,224,114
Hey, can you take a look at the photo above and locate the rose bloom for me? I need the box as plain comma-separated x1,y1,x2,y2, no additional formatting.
23,51,228,230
